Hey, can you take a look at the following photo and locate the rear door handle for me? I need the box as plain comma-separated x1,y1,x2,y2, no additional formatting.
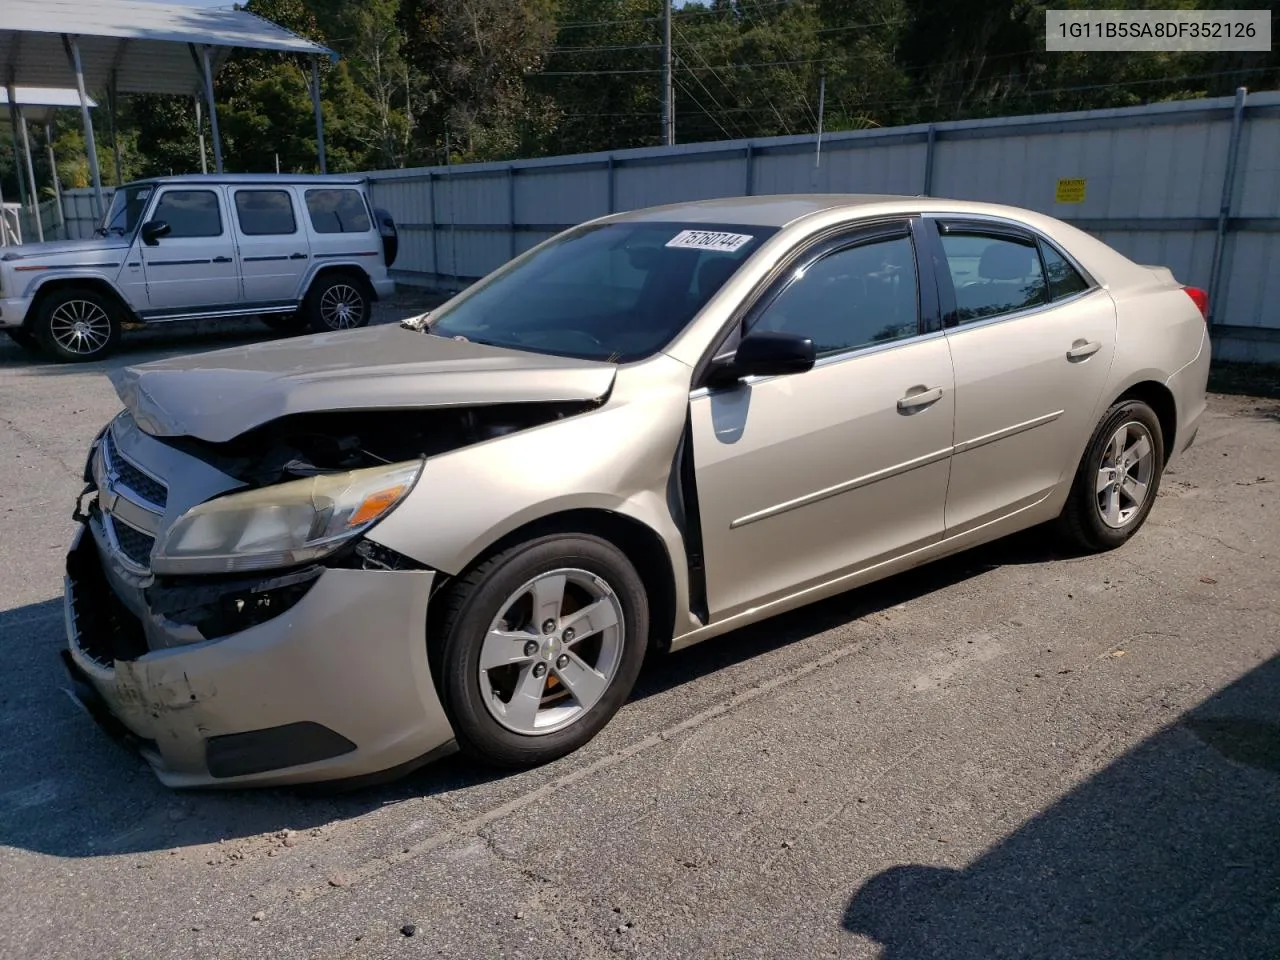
1066,339,1102,361
897,385,944,413
290,252,308,260
212,255,233,264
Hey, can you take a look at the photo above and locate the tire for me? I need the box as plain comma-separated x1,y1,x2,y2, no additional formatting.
260,313,308,336
431,533,650,768
1057,399,1165,552
303,273,371,334
33,287,122,363
3,329,40,353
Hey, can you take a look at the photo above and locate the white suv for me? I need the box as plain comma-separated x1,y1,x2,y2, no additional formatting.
0,174,398,362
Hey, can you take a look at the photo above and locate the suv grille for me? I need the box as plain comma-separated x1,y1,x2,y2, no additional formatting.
103,431,168,508
113,522,157,569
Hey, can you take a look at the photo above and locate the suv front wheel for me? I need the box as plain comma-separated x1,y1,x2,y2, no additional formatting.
34,287,122,363
305,274,371,333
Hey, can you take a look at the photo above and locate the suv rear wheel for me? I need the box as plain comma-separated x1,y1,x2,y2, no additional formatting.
34,287,122,363
305,274,371,333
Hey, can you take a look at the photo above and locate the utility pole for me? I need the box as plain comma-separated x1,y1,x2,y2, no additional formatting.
814,69,826,169
662,0,674,146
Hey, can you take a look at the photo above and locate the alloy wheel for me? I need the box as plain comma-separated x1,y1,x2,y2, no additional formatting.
1096,420,1156,528
318,283,365,330
48,299,113,356
477,568,626,736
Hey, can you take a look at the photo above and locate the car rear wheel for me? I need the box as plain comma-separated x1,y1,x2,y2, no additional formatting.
33,287,122,363
305,274,370,333
431,534,649,768
1057,399,1165,552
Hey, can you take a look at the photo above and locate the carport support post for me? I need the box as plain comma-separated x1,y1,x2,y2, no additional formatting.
63,35,104,220
199,46,224,173
17,108,44,242
45,122,65,239
310,56,327,174
194,97,208,175
5,80,32,218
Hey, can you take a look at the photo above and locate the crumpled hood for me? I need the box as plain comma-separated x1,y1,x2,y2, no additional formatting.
116,325,618,443
1,236,129,261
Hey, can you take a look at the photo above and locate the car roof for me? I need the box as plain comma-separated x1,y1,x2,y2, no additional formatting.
608,193,1054,229
123,174,367,187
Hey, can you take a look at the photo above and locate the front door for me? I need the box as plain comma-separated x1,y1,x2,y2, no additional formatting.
140,187,240,313
932,220,1118,533
691,223,956,621
231,187,311,305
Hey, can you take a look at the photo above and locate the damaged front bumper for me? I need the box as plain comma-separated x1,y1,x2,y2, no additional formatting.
62,525,458,788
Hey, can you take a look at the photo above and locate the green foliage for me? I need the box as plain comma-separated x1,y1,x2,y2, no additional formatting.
39,0,1280,183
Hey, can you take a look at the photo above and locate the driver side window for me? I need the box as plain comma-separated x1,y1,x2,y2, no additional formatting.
751,234,920,357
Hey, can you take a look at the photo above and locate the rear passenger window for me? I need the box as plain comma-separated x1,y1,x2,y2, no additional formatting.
305,189,372,234
940,233,1048,324
1040,242,1090,300
235,190,297,236
153,190,222,238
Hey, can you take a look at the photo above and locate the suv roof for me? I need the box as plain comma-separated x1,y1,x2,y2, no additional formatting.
122,173,368,188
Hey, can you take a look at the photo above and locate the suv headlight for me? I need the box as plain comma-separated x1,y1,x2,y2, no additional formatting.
152,459,423,576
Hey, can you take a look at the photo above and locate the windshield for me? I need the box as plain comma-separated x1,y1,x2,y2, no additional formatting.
427,221,775,362
98,183,156,237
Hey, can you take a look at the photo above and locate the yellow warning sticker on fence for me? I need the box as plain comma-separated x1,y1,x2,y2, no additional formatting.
1055,177,1087,204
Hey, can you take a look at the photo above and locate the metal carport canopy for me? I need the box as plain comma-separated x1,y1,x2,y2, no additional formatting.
0,0,337,214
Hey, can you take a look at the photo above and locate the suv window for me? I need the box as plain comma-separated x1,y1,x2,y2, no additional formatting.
751,235,920,357
235,190,297,236
153,190,223,239
305,189,372,234
1040,241,1090,300
941,232,1048,324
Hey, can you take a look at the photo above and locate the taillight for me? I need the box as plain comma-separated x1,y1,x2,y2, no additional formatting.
1184,286,1209,321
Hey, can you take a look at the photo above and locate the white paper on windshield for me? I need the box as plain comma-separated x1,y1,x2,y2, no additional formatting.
665,229,754,253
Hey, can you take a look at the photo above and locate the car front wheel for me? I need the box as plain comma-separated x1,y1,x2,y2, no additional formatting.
34,288,122,363
431,534,649,767
1058,399,1165,551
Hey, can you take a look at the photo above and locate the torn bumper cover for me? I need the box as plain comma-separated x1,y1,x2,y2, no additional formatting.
62,526,458,788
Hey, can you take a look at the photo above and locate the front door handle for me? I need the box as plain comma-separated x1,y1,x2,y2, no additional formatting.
897,385,944,414
1066,339,1102,361
212,255,233,264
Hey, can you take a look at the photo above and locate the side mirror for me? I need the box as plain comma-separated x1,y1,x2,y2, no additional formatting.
141,220,171,246
708,331,816,386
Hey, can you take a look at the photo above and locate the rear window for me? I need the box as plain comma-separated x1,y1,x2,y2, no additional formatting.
305,189,372,234
1040,242,1090,300
235,190,297,236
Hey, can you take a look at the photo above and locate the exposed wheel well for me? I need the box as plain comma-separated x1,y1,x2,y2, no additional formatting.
1114,380,1177,457
434,510,678,658
306,265,377,303
27,279,135,330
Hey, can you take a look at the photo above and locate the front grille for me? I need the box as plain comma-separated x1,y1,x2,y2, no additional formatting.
103,430,168,509
113,522,157,569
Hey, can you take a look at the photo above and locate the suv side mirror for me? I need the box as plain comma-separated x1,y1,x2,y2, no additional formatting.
708,331,816,387
141,220,171,246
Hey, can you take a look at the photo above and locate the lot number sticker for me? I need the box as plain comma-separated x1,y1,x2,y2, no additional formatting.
1055,177,1087,204
666,230,754,253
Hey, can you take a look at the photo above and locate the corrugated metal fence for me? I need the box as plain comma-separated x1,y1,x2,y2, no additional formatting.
365,89,1280,362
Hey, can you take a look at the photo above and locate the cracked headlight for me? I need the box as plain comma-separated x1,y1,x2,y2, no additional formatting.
152,459,424,576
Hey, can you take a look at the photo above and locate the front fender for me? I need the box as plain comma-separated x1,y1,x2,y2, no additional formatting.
365,356,698,628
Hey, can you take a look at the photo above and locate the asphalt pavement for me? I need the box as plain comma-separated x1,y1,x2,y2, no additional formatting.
1,304,1277,960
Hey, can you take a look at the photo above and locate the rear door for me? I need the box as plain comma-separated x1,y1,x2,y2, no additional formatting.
140,187,239,312
232,187,310,305
930,218,1117,534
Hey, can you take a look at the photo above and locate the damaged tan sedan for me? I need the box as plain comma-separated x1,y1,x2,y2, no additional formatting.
63,195,1211,787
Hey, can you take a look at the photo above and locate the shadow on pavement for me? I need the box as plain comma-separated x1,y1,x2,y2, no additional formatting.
841,653,1280,958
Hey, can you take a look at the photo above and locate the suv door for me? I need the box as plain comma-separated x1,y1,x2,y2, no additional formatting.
140,187,239,313
690,220,956,621
929,218,1117,534
232,187,310,305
